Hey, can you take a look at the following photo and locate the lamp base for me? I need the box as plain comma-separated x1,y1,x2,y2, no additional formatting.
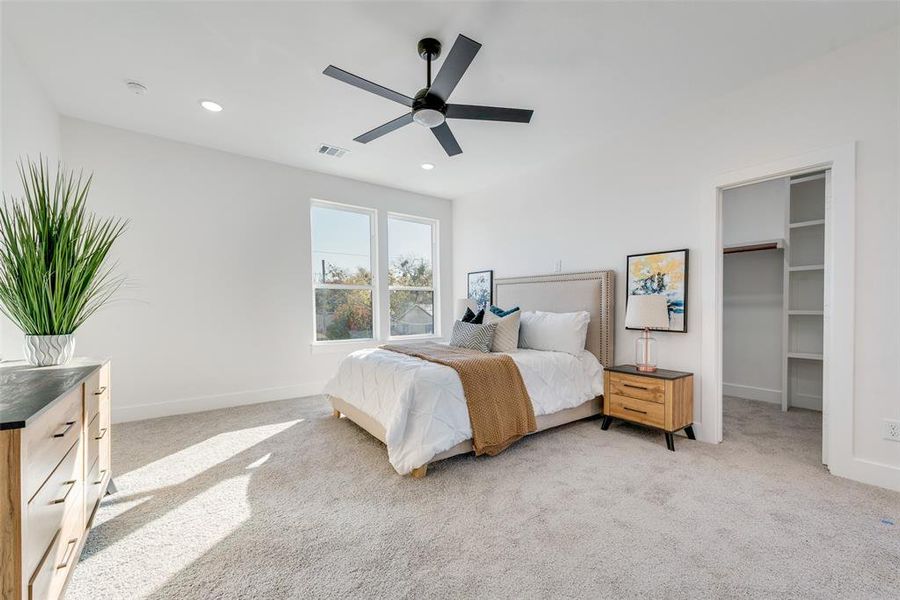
636,363,658,373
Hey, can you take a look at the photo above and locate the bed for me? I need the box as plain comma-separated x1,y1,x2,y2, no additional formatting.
324,270,615,477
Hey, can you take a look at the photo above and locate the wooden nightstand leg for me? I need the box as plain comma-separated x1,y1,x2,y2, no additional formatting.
665,432,675,452
684,425,696,440
601,415,613,430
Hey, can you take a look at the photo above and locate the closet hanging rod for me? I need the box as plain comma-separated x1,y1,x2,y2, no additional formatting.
723,239,784,255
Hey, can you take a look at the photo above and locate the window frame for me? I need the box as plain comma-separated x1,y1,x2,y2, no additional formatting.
386,212,440,341
309,199,379,345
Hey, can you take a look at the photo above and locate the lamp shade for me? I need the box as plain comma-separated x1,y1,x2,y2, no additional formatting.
625,295,670,329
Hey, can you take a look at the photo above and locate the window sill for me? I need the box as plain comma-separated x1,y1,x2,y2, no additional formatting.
309,335,445,355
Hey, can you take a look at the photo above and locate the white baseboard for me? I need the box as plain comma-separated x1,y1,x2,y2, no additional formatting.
831,457,900,493
112,381,328,423
722,382,782,404
790,392,823,411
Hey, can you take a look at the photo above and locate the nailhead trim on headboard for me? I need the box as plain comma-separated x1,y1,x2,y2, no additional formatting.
493,270,615,367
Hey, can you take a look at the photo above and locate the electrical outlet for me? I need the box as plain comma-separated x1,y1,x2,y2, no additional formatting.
883,419,900,442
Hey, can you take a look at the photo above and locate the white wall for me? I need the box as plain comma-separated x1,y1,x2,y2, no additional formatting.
0,34,62,356
60,118,452,422
452,28,900,486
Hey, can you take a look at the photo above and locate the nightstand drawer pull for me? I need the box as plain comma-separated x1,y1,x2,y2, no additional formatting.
623,406,648,415
623,383,648,390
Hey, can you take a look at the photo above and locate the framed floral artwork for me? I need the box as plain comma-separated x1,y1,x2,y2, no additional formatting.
626,249,689,333
466,270,493,310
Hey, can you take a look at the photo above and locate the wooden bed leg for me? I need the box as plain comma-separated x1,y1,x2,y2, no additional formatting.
410,465,428,479
332,409,341,418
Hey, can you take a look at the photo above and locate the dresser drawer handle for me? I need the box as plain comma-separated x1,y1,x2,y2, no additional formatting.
622,383,649,390
95,428,108,441
94,386,107,396
623,406,648,415
57,537,78,570
52,421,76,438
50,480,77,505
95,469,107,485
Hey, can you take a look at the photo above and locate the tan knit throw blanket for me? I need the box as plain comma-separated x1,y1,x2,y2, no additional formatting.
380,342,536,456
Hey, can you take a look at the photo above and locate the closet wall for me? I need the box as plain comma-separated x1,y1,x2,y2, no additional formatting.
722,179,787,404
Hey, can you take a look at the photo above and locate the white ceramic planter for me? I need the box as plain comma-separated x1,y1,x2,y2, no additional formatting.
23,334,76,366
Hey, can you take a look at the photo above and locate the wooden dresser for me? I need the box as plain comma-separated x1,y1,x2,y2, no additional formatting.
1,359,111,600
602,364,694,451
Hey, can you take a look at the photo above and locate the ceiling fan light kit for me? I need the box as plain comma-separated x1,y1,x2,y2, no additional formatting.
323,34,533,157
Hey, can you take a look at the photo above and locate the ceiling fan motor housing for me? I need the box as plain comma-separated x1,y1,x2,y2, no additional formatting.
412,88,446,128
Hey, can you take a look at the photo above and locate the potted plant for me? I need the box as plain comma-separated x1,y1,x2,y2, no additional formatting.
0,157,126,366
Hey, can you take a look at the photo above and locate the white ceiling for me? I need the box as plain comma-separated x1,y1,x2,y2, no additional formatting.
4,2,897,198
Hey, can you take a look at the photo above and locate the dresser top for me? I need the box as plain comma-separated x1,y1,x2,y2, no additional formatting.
0,359,103,430
606,364,693,380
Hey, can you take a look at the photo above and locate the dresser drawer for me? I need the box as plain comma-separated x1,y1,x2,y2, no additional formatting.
24,435,83,579
85,457,106,524
84,363,109,424
87,414,101,475
23,387,84,502
28,493,84,600
608,372,666,403
607,394,665,428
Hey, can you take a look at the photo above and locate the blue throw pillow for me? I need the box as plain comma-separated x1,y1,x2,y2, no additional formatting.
490,305,520,318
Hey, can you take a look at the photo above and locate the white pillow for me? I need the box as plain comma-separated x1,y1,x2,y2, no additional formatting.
518,310,590,356
483,309,521,353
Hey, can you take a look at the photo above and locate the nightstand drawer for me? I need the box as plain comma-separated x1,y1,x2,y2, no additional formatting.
607,394,665,428
608,372,666,403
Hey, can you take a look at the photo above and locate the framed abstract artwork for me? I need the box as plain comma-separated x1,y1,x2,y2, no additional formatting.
626,249,689,333
467,270,493,310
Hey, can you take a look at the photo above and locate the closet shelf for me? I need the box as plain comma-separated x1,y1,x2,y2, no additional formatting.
789,219,825,229
788,310,824,316
789,264,824,272
787,352,824,361
723,239,784,254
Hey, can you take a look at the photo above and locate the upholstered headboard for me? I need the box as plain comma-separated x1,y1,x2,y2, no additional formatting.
493,270,615,366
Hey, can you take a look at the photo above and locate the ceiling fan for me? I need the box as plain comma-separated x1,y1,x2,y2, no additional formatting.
323,34,533,157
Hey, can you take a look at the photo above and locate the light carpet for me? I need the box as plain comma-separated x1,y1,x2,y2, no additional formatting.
67,396,900,599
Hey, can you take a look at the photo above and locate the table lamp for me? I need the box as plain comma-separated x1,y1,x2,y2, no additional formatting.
625,295,670,372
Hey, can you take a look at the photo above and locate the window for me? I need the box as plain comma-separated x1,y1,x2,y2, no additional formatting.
311,201,375,341
388,214,436,337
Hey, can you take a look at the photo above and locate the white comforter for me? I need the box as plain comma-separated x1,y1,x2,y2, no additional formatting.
323,346,604,474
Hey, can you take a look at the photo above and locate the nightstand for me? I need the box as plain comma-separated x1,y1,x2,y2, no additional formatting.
601,365,694,451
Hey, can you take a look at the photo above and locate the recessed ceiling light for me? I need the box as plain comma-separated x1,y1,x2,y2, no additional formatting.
199,100,223,112
420,162,435,170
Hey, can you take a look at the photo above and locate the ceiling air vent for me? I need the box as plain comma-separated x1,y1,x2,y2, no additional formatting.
317,144,349,158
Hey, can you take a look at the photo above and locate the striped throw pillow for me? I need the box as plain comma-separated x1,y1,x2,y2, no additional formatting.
448,320,497,353
483,309,521,353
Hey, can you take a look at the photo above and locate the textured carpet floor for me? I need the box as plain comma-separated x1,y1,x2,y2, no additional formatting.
67,396,899,599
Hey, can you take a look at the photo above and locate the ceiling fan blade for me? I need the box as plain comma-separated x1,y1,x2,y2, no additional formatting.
445,104,533,123
431,122,462,156
323,65,414,107
354,113,414,143
428,34,481,102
